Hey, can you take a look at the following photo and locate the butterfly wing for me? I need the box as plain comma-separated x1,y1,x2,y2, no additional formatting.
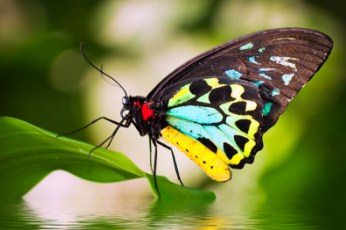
153,28,332,181
149,28,333,131
160,77,264,181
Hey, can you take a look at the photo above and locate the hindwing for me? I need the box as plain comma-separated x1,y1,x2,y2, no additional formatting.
162,77,264,168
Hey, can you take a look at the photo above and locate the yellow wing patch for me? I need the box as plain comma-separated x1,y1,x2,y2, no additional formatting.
205,78,226,88
168,85,195,107
161,126,231,182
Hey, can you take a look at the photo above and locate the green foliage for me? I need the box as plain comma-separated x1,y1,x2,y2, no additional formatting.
0,117,215,202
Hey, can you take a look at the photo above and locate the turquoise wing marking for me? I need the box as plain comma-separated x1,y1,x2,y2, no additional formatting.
218,124,242,152
203,125,238,156
165,116,211,141
166,105,223,124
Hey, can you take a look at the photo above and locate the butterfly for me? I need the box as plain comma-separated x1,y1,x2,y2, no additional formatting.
75,28,333,192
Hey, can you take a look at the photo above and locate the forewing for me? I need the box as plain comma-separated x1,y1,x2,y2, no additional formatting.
149,28,333,131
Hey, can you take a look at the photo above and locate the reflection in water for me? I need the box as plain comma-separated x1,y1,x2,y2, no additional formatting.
25,197,151,229
0,201,42,229
0,195,343,229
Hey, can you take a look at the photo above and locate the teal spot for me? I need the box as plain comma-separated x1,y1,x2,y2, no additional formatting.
225,69,242,79
282,73,294,85
258,47,266,53
259,73,272,80
271,88,280,97
262,102,272,116
240,42,254,50
251,81,264,87
249,56,260,65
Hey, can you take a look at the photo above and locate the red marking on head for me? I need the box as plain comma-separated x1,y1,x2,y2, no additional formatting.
142,103,154,121
135,101,141,108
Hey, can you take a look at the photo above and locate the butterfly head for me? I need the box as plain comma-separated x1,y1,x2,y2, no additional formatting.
121,96,148,136
120,95,131,119
122,95,165,140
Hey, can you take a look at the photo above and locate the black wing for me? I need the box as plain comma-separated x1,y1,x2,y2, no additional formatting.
148,28,333,131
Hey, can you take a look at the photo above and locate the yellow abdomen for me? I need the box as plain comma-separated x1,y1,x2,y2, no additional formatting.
161,126,231,182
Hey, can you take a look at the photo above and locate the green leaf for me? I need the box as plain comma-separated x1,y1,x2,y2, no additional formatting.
0,117,215,202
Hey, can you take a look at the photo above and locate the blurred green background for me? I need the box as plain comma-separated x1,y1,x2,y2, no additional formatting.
0,0,345,228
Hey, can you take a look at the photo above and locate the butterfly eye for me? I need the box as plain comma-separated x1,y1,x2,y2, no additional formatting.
122,96,129,107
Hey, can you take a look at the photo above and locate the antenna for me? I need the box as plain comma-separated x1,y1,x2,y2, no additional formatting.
80,42,128,97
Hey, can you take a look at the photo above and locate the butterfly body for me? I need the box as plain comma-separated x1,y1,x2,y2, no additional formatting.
106,28,333,182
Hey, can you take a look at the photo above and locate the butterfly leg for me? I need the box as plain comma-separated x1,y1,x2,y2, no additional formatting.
149,138,154,173
88,117,129,154
57,116,130,137
58,116,130,154
151,140,161,198
157,140,184,187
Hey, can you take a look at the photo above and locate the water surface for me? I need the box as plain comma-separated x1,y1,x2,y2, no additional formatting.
0,194,343,229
